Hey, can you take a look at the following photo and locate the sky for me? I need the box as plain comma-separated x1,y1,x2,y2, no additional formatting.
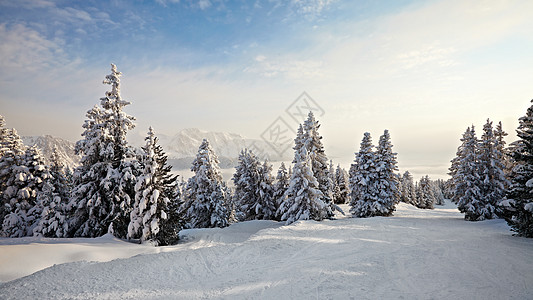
1,0,533,179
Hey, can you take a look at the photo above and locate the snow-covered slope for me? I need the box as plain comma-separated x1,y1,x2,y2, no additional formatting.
22,135,80,170
1,202,532,299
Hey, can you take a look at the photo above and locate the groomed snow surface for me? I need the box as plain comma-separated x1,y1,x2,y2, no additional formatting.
1,202,532,299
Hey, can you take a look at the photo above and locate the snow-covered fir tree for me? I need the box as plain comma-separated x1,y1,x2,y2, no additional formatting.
504,100,533,237
431,180,445,206
232,150,276,221
128,127,182,246
68,64,138,238
455,126,486,220
478,119,507,218
278,147,327,225
232,149,261,220
494,121,514,181
0,120,27,225
272,162,289,220
400,171,417,205
2,146,50,237
300,112,335,217
416,175,435,209
374,130,399,213
349,132,381,217
334,165,349,204
32,147,71,237
182,139,230,228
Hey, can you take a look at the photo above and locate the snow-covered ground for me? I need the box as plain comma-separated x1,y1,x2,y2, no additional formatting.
1,202,532,299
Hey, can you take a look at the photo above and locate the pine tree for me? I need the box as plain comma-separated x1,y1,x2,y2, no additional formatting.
0,120,27,224
278,147,327,225
494,121,513,180
416,175,435,209
300,112,335,217
273,162,289,220
232,149,261,221
349,132,380,218
68,64,137,238
182,139,230,228
400,171,416,205
431,180,445,206
256,160,276,220
455,126,486,220
2,146,50,237
32,147,71,237
128,127,182,246
504,100,533,237
374,130,399,214
478,119,507,218
335,165,350,204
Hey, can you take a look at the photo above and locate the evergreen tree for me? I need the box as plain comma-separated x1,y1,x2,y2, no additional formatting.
128,127,182,246
0,121,27,224
278,147,327,225
455,126,486,220
349,132,380,217
2,146,50,237
478,119,507,218
232,149,261,221
273,162,289,220
334,165,350,204
300,112,335,217
374,130,399,214
504,100,533,237
68,64,137,238
494,121,514,180
400,171,416,205
33,147,71,237
182,139,230,228
256,160,276,220
416,175,435,209
431,180,445,206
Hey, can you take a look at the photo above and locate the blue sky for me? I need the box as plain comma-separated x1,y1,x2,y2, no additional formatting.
1,0,533,178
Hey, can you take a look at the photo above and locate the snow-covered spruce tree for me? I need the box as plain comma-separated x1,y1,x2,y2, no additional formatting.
182,139,230,228
278,147,327,225
232,149,261,221
0,122,27,224
374,130,399,213
256,160,276,220
504,100,533,237
494,121,514,180
349,132,381,218
68,64,137,238
455,126,486,220
334,165,350,204
416,175,435,209
477,119,507,218
273,162,289,220
400,171,417,205
33,147,71,237
300,112,335,217
2,146,50,237
431,180,445,206
128,127,182,246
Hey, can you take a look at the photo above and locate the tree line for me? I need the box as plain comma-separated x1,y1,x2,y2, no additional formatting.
1,64,531,245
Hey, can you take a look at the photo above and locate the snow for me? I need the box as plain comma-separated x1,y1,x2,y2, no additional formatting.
1,202,533,299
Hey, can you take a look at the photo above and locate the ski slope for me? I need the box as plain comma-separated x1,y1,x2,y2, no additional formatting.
1,202,532,299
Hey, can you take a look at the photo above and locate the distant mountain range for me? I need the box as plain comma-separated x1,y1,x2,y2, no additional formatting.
22,135,80,170
23,128,292,171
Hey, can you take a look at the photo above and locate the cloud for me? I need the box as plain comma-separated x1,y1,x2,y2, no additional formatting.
0,23,65,75
0,0,54,9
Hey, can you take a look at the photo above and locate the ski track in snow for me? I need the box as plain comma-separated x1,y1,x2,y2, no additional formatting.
1,202,532,299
